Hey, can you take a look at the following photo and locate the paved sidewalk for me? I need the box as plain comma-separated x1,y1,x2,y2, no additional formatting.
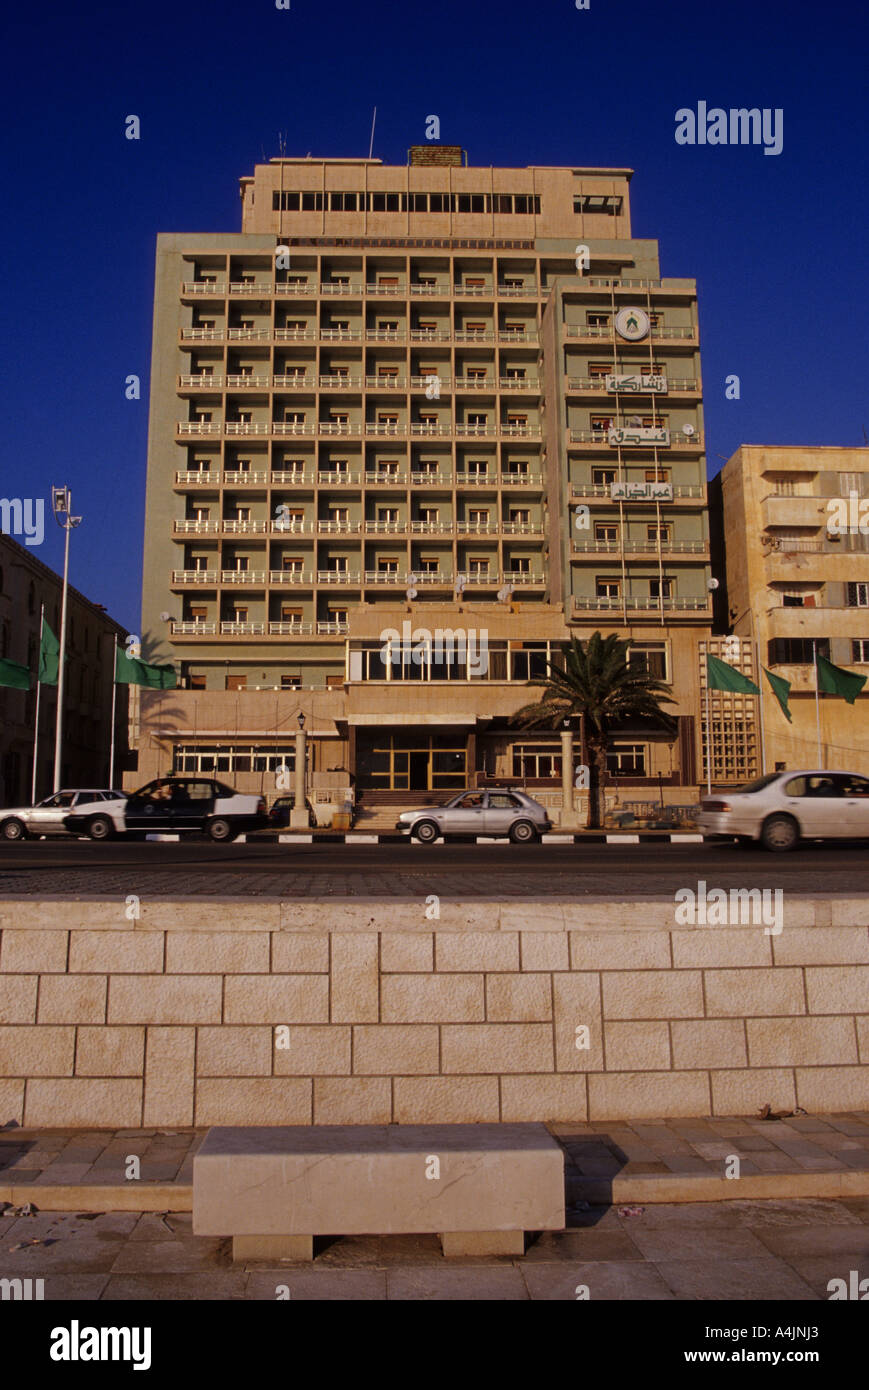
2,1115,867,1300
2,1112,868,1209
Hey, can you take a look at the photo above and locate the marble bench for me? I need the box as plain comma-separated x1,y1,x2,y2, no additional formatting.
193,1123,565,1260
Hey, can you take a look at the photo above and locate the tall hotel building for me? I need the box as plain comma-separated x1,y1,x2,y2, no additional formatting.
137,147,712,809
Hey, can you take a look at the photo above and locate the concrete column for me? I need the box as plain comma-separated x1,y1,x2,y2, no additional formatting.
290,727,308,828
560,729,575,828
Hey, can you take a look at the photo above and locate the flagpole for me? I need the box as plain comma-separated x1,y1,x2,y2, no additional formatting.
31,605,44,803
813,640,822,767
755,636,767,775
705,654,712,796
108,636,117,788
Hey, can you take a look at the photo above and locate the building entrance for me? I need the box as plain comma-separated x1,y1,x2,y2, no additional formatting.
356,731,467,791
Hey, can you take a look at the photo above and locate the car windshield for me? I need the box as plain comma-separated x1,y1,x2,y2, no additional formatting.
734,773,781,794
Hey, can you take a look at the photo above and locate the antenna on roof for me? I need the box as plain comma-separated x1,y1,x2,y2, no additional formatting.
368,106,377,160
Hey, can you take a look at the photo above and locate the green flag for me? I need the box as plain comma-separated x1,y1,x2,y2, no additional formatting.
38,620,59,686
0,657,31,690
707,653,760,695
764,668,792,723
817,653,867,705
115,646,177,690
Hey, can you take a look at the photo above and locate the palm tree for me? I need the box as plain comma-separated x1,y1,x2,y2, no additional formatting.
512,632,676,829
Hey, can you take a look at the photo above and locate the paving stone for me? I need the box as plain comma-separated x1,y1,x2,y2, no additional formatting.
521,1261,676,1300
41,1275,112,1300
654,1258,818,1300
110,1237,230,1273
627,1227,772,1260
785,1256,869,1300
245,1269,387,1299
733,1199,865,1228
100,1274,248,1300
751,1225,869,1259
387,1267,530,1300
522,1229,644,1262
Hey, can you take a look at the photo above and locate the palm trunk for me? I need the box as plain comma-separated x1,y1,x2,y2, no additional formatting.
586,736,608,829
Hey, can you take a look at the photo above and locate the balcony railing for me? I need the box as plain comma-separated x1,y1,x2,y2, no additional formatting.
174,520,220,534
571,540,708,555
220,621,265,635
268,571,312,584
272,375,313,388
319,375,363,388
320,283,364,295
175,471,219,486
318,520,362,534
566,376,698,393
317,621,349,635
271,471,315,485
409,329,452,342
366,375,408,389
178,375,225,389
171,621,217,634
320,329,362,341
224,422,270,435
274,328,317,341
171,570,219,585
410,423,452,436
228,282,270,295
181,283,226,295
565,325,696,341
223,471,268,485
222,520,269,533
220,570,267,584
317,471,361,485
572,596,710,612
317,571,360,584
273,422,317,436
269,621,313,635
178,422,221,435
365,471,408,485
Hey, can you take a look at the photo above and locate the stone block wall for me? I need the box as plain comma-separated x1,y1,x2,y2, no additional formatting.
0,899,867,1126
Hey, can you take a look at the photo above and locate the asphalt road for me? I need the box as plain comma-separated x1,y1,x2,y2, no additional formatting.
1,838,868,897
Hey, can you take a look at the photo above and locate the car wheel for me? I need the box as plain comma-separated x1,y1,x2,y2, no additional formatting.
413,819,440,843
1,818,28,841
86,815,115,841
760,814,798,852
208,817,235,842
509,819,538,844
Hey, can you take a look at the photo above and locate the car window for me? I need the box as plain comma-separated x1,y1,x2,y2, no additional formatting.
184,781,214,803
736,773,782,794
842,775,869,796
454,792,484,808
214,782,236,797
784,776,807,797
489,793,521,808
790,774,844,798
43,792,75,808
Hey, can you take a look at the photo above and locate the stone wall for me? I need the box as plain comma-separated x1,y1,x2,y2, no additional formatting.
0,899,867,1127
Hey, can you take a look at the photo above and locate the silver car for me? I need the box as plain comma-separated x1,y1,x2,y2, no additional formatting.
396,788,552,843
697,769,869,851
0,790,127,841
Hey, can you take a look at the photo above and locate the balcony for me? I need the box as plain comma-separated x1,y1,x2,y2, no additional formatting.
571,540,709,556
364,570,404,584
455,424,497,438
227,328,271,341
409,284,450,296
222,519,269,534
566,376,699,394
763,536,825,553
365,471,408,485
365,520,407,534
178,422,221,436
453,376,495,390
174,520,220,535
171,621,217,635
569,482,706,501
175,471,219,486
409,329,452,343
181,328,226,342
317,622,349,635
365,283,405,296
317,571,360,584
410,423,452,437
272,375,313,388
367,375,409,389
181,282,226,295
220,570,267,584
365,422,406,437
271,520,313,534
228,282,271,296
171,570,219,585
224,422,270,436
454,330,494,343
271,471,315,485
365,329,405,342
564,324,696,342
320,329,362,341
274,328,317,341
223,471,268,486
268,571,313,584
761,495,826,530
498,377,539,390
318,421,359,436
318,519,362,534
410,472,453,487
317,471,361,485
409,521,452,535
320,375,364,388
269,621,313,635
178,374,225,390
320,283,364,295
273,422,316,436
498,284,538,297
220,621,265,635
572,596,710,613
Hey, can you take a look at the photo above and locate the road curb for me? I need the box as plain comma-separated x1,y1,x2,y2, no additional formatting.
571,1168,869,1205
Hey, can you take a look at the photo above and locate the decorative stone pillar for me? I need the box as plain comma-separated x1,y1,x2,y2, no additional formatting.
560,728,575,829
290,727,308,828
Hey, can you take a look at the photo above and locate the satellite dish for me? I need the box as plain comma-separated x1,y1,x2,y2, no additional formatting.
455,576,467,594
707,578,719,591
405,586,418,601
682,423,695,436
160,612,172,622
497,585,514,601
628,415,642,426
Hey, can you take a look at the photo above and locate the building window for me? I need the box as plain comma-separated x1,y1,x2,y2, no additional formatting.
226,675,247,691
852,640,869,663
190,675,207,690
378,559,399,574
509,557,531,574
647,524,671,543
418,556,439,573
847,582,869,607
174,743,297,772
596,578,620,598
592,468,616,486
606,744,646,776
281,675,302,689
512,743,562,779
629,643,668,681
468,557,490,574
768,638,831,665
645,468,670,483
649,578,673,599
587,313,610,328
595,523,618,542
509,508,530,524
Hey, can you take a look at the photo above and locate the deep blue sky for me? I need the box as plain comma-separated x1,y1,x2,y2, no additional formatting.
1,0,866,635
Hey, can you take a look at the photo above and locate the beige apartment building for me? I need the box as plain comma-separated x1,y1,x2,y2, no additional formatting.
0,533,129,805
716,445,869,773
136,147,713,811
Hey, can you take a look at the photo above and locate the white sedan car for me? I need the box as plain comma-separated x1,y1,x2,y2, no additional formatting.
697,770,869,851
0,790,126,841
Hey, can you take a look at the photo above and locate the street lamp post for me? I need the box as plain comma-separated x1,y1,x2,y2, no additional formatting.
51,487,82,792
